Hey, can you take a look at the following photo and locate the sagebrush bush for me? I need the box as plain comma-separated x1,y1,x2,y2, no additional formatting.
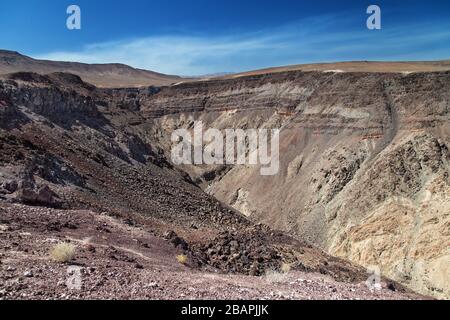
50,242,76,263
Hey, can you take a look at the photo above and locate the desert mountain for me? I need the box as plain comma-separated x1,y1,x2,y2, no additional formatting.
0,50,184,88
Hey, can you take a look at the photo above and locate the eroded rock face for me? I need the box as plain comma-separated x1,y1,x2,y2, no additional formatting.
136,71,449,298
327,134,450,299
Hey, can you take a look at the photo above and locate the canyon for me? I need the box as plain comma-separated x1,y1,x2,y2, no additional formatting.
0,50,449,299
145,70,449,299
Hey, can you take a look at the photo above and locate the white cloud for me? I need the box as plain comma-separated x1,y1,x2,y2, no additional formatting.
35,16,450,76
37,36,267,76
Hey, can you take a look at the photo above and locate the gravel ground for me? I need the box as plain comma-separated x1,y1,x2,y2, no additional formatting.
0,203,426,300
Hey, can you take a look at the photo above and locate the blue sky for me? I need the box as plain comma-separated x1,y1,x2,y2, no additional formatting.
1,0,450,75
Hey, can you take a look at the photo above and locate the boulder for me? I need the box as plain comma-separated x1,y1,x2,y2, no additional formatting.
15,184,59,207
164,230,189,251
17,187,38,203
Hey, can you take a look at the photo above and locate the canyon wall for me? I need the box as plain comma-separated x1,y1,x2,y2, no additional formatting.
136,71,450,298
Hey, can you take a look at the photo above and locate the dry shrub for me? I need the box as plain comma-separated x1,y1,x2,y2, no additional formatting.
264,269,286,283
50,242,76,263
265,263,292,283
281,263,292,273
176,254,188,265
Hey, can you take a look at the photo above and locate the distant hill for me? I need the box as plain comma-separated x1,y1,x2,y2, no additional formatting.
220,59,450,79
2,49,450,88
0,49,185,88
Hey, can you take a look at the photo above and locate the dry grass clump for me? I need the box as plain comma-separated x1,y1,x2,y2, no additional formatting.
50,242,76,263
264,269,286,283
265,263,292,283
176,254,188,265
281,263,292,273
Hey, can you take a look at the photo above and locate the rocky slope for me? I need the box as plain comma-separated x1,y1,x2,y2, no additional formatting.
0,71,420,300
0,203,421,300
